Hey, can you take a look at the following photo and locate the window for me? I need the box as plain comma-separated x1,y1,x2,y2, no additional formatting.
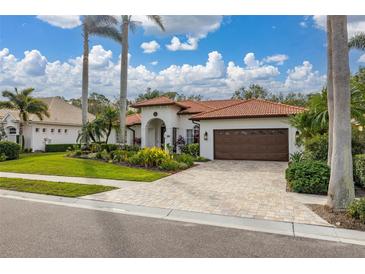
64,129,68,134
186,129,193,145
42,128,46,133
51,129,55,133
193,125,200,143
8,127,16,135
58,129,61,133
35,128,39,133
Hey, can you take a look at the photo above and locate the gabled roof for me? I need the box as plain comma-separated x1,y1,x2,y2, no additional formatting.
131,96,187,108
191,99,306,120
126,113,141,126
0,97,95,126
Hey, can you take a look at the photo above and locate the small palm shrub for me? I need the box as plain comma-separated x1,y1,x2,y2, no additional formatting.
354,154,365,187
347,198,365,223
173,153,194,167
285,160,330,194
159,159,188,171
289,151,305,163
0,141,21,160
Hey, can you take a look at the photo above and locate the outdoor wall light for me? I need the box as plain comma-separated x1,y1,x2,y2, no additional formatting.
204,131,208,141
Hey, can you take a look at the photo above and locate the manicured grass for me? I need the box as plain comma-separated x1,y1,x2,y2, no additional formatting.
0,153,167,182
0,177,117,197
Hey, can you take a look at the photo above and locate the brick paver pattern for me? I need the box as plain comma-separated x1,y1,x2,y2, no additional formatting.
84,160,329,225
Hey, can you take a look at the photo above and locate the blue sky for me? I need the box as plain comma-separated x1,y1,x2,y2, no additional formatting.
1,15,365,100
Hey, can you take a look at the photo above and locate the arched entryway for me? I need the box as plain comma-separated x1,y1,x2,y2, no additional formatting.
144,118,166,148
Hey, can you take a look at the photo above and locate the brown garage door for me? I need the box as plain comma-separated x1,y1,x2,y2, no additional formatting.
214,129,289,161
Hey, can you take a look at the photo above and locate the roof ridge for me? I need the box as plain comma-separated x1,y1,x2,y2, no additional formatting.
191,99,249,118
253,98,307,110
186,100,216,110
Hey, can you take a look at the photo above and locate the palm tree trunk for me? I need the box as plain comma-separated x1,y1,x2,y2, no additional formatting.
18,120,23,150
82,26,89,144
326,16,334,166
119,16,129,145
327,16,355,210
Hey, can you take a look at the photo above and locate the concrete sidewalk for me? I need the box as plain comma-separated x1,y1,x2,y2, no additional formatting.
1,189,364,247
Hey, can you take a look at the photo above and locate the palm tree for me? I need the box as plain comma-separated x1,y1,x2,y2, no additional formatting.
118,15,165,144
81,16,122,143
326,17,334,165
0,88,49,149
100,105,119,144
327,16,355,210
349,33,365,50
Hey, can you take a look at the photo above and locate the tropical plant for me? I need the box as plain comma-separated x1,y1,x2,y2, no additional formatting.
0,124,6,141
326,15,355,210
81,16,121,142
349,32,365,50
99,105,119,144
0,88,49,149
118,16,165,144
77,118,105,144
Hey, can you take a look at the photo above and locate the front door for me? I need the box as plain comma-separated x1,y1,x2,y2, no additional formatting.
160,126,166,148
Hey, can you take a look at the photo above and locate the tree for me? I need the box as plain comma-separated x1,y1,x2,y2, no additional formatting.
0,88,49,149
349,32,365,50
100,105,119,144
81,16,121,142
327,17,334,166
88,92,111,115
231,84,269,100
118,16,165,144
327,15,355,210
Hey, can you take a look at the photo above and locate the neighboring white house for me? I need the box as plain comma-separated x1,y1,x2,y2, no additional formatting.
0,97,118,151
128,96,305,161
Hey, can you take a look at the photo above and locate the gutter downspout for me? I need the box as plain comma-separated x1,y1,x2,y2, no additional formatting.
126,125,135,145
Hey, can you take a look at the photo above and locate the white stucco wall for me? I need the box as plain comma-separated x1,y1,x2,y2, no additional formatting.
126,125,141,145
199,117,299,160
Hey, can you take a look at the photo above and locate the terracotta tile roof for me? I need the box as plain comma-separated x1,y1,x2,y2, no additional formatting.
198,99,242,109
126,113,141,126
191,99,306,120
131,96,183,108
0,97,95,126
177,100,214,114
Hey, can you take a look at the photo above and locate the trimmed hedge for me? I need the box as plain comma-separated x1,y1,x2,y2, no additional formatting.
354,154,365,187
286,160,330,194
45,144,76,152
0,141,21,160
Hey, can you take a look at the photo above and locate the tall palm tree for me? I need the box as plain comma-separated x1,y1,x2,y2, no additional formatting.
81,15,121,143
349,33,365,50
327,16,355,210
326,17,334,166
118,15,165,144
0,88,49,149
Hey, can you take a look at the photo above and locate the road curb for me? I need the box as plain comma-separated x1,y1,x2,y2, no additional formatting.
1,189,364,246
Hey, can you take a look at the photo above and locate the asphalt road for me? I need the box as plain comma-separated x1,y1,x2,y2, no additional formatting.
0,197,364,257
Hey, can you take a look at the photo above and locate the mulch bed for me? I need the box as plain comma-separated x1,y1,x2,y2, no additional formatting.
309,204,365,231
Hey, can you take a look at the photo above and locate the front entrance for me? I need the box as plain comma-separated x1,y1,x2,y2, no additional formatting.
145,118,166,148
214,128,289,161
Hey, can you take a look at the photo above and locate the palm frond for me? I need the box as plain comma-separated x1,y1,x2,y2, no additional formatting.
0,101,14,109
90,26,122,43
146,15,165,31
349,33,365,50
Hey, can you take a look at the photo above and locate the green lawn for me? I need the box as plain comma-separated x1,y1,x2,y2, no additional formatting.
0,177,117,197
0,153,167,182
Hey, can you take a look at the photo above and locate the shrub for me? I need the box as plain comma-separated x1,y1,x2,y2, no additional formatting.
45,144,75,152
23,148,33,153
100,143,119,152
354,154,365,187
100,149,111,161
285,160,330,195
347,198,365,223
0,153,6,162
159,159,188,171
134,147,171,167
127,154,142,166
90,143,102,153
194,156,210,162
67,149,82,157
120,144,140,152
87,152,98,159
0,141,21,160
111,150,129,163
173,153,194,167
289,151,305,163
181,143,200,157
304,134,328,161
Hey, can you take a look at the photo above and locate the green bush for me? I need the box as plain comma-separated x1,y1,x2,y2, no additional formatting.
87,152,98,159
289,151,305,163
134,147,171,167
354,154,365,187
304,134,328,161
173,153,194,167
45,144,75,152
100,149,111,161
194,156,209,162
120,144,140,152
181,143,200,157
0,141,21,160
127,154,142,166
159,159,188,171
111,150,129,163
285,160,330,194
347,198,365,223
67,149,82,157
0,153,6,162
100,144,119,152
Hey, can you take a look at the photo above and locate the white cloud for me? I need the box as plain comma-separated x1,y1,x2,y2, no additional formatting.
36,15,81,29
0,46,326,100
140,40,160,53
150,61,158,66
299,21,307,28
312,15,365,38
263,54,289,65
359,54,365,63
166,36,199,51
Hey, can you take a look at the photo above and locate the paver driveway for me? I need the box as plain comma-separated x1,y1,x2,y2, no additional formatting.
84,161,328,225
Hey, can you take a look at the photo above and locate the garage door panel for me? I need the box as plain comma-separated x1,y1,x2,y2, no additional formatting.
214,129,289,161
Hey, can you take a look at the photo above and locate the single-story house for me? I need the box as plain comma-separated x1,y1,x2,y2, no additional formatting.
128,97,305,161
0,97,118,151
